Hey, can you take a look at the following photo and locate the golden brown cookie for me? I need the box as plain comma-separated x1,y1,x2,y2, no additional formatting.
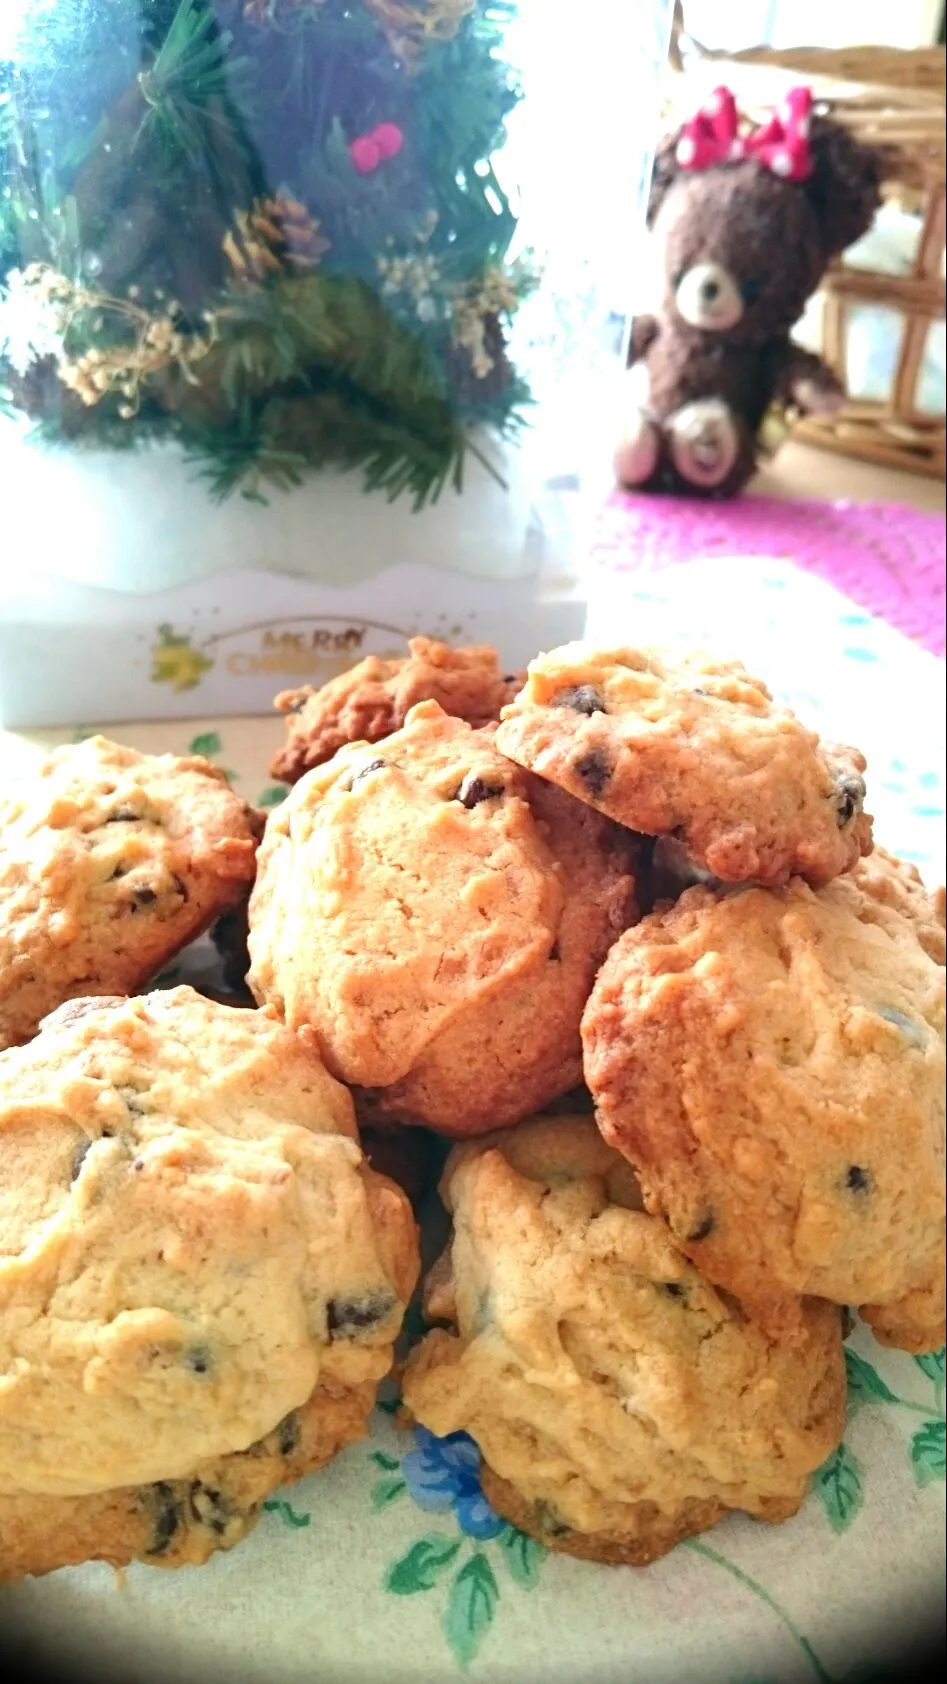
0,737,261,1049
248,703,638,1134
850,847,945,967
402,1116,845,1566
582,878,946,1352
1,1379,370,1582
0,988,419,1579
271,637,525,784
495,643,872,886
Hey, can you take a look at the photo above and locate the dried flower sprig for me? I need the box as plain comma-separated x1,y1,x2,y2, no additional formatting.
365,1,474,66
7,264,215,416
450,261,534,380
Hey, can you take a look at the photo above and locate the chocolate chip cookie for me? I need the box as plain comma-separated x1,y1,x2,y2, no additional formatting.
402,1116,845,1565
495,643,872,886
0,737,261,1049
582,877,946,1352
850,846,945,967
271,637,525,784
248,703,638,1134
1,1382,370,1580
0,987,419,1580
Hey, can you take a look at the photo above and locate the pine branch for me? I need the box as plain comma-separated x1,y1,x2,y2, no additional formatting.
136,0,252,177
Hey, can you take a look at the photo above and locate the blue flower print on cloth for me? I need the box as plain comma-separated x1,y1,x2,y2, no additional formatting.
401,1428,505,1540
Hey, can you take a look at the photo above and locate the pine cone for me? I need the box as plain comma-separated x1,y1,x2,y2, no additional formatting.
222,196,330,283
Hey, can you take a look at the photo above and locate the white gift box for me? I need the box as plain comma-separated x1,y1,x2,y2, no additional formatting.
0,423,596,727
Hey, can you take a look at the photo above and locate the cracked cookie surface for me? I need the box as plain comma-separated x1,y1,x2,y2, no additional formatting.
249,703,638,1134
402,1116,845,1565
495,643,872,886
582,877,946,1351
271,637,524,784
0,987,419,1578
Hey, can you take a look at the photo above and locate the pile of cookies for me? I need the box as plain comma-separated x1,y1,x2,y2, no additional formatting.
1,635,943,1582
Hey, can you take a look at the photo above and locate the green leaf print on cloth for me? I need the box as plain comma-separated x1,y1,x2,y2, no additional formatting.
843,1349,897,1413
386,1535,463,1594
188,731,223,757
496,1525,545,1588
262,1499,311,1529
914,1348,945,1384
445,1554,500,1668
813,1443,864,1534
910,1419,946,1487
811,1342,947,1535
257,784,288,808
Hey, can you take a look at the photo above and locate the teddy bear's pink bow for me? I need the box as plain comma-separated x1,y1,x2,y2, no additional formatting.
675,85,814,183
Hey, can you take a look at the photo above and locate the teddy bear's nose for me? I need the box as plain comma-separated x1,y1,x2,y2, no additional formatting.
700,278,720,303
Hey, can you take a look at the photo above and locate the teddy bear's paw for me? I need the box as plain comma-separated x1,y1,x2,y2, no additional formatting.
667,400,739,488
793,377,844,416
614,412,662,488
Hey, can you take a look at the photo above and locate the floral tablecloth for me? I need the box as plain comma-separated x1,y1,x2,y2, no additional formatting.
1,557,944,1683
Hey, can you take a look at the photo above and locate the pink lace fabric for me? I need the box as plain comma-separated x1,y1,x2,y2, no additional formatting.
589,495,946,658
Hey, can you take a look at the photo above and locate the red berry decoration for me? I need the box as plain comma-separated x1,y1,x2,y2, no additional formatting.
371,122,404,161
349,135,382,174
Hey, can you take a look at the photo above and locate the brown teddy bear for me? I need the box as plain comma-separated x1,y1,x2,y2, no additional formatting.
615,86,883,498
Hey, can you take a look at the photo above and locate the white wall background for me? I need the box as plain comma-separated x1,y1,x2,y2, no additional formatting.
682,0,943,51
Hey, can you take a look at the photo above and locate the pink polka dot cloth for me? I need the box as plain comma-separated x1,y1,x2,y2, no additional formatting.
589,495,946,659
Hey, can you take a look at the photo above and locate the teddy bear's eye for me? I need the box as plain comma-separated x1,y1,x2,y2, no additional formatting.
740,279,762,305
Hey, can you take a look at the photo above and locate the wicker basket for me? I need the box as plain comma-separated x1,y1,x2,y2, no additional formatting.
665,30,946,480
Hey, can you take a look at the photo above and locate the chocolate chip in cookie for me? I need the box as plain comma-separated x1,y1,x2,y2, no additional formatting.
187,1481,235,1537
573,751,612,796
845,1165,872,1195
553,685,606,716
277,1410,301,1456
145,1481,184,1556
834,772,866,828
454,774,505,809
686,1212,715,1243
349,758,388,790
327,1291,397,1338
